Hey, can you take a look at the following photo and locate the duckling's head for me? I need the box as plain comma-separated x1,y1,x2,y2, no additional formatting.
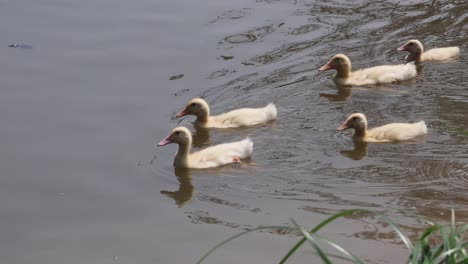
319,54,351,75
337,113,368,131
158,126,192,146
176,98,210,121
397,39,424,54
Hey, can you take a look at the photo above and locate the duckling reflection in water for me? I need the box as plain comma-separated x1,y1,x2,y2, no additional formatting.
191,126,211,148
319,81,417,102
160,167,194,207
340,141,368,160
319,85,352,101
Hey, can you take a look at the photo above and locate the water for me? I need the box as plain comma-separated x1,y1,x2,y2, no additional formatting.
1,0,467,263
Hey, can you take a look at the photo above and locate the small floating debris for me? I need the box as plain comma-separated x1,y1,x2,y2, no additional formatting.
174,88,189,96
220,55,234,60
8,43,33,49
169,74,184,80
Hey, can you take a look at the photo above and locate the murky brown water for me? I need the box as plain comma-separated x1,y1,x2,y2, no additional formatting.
1,0,467,263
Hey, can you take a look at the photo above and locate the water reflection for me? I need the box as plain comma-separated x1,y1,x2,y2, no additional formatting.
340,141,368,160
160,168,194,208
191,126,212,148
2,0,468,262
320,85,352,101
415,63,423,75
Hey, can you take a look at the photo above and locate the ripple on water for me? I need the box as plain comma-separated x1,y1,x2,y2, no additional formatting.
251,40,319,64
223,24,275,44
198,194,253,211
207,69,229,79
289,23,323,36
417,160,468,191
161,0,468,243
210,8,252,24
185,210,248,229
224,33,257,44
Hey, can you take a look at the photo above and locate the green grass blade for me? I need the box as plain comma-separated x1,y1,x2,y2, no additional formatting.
420,225,442,240
457,225,468,258
198,208,467,264
431,242,445,262
197,225,295,264
439,226,456,263
279,209,368,264
312,251,362,262
313,234,364,264
290,219,332,264
451,209,456,232
408,239,421,264
373,212,414,251
413,225,443,262
434,247,466,263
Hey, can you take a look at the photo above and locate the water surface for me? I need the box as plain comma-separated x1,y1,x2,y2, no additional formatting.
1,0,467,263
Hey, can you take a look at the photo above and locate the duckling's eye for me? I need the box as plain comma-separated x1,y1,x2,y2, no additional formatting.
175,131,180,135
190,103,196,107
352,117,357,120
335,58,341,62
408,43,414,46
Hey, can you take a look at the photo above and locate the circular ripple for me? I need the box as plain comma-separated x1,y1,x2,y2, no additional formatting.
418,160,468,189
224,33,257,44
290,23,321,35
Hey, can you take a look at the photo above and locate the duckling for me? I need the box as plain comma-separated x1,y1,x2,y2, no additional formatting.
158,126,253,168
337,113,427,142
397,39,459,63
319,54,416,86
176,98,277,128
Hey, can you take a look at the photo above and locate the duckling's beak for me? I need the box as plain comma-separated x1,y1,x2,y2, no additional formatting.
336,121,349,131
175,107,188,118
157,134,173,146
319,60,333,71
396,44,407,51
